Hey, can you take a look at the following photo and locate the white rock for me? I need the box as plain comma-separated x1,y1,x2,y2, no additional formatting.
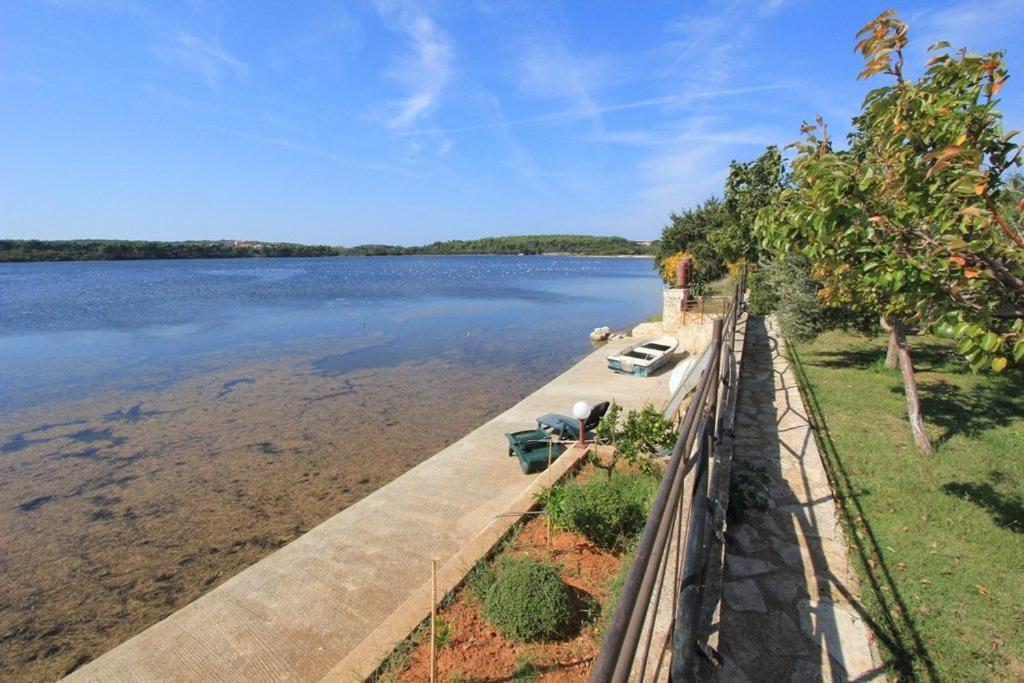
589,326,611,341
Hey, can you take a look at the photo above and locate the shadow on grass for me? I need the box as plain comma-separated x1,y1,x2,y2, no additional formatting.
890,377,1022,447
941,479,1024,534
788,344,938,681
810,337,968,374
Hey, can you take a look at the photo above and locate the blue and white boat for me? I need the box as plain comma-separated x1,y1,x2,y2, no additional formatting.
607,335,678,377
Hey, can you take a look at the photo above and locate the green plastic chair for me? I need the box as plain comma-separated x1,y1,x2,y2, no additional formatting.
505,429,566,474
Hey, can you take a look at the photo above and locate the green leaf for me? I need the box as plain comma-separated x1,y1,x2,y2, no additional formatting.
1013,341,1024,362
956,338,975,355
980,332,1000,352
927,40,950,51
952,321,970,337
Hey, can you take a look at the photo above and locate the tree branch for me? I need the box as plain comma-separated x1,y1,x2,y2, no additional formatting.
985,197,1024,250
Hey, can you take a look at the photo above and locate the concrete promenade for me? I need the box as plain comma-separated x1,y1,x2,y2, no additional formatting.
713,317,883,681
67,337,675,682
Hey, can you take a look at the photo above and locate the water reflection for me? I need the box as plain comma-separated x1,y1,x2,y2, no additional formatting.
0,255,661,679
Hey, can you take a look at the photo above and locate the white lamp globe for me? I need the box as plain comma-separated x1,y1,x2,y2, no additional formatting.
572,401,591,420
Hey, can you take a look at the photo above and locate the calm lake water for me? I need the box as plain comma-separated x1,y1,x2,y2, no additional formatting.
0,255,661,679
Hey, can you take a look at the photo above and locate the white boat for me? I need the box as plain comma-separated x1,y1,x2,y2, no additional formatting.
607,335,678,377
668,352,697,395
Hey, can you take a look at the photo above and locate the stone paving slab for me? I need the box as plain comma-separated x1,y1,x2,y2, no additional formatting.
714,317,884,682
66,337,676,683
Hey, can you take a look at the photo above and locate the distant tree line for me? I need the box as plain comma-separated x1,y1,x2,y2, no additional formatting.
0,235,654,263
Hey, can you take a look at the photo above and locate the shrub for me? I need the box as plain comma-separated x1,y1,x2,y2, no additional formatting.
549,472,658,550
433,615,452,649
747,268,778,315
595,401,675,475
596,541,636,639
614,404,676,475
483,557,573,641
749,256,879,341
465,561,495,604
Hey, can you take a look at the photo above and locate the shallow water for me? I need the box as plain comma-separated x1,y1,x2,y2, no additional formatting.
0,255,661,679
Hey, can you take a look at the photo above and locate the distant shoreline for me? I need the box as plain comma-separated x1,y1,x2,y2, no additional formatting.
0,236,655,263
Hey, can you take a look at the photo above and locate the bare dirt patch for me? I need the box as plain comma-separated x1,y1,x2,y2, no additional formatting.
394,507,625,682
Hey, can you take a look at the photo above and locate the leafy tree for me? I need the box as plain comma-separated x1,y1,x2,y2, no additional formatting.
757,10,1023,452
715,146,787,265
653,198,728,291
594,402,675,476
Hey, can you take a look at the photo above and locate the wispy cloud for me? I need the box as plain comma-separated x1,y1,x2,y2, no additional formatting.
914,0,1024,50
43,0,249,88
474,91,542,185
212,126,402,174
620,2,795,228
373,0,453,131
435,138,455,157
378,83,790,140
515,39,603,123
154,30,248,87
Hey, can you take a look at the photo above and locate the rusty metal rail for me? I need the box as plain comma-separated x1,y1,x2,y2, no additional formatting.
590,270,746,682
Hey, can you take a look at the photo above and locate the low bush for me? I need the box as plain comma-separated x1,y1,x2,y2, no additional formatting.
549,472,658,550
748,256,878,341
465,561,496,604
747,267,778,315
594,402,675,475
483,557,574,641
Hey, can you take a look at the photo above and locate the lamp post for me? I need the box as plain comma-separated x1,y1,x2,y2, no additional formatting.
572,401,590,446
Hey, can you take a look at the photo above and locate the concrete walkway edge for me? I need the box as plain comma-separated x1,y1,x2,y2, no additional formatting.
320,443,589,682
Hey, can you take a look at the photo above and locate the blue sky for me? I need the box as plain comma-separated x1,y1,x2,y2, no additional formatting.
3,1,1023,245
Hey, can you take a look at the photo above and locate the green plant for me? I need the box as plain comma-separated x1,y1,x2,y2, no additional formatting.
758,10,1024,451
653,198,729,287
771,255,828,342
616,405,676,475
747,268,778,315
370,621,429,682
510,655,539,681
790,330,1024,678
727,463,771,525
465,561,496,605
595,541,636,640
716,146,787,265
549,472,657,550
433,615,452,650
593,401,622,446
596,402,675,475
483,557,574,642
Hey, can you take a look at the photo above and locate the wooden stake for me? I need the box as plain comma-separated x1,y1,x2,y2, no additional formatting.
430,559,437,683
546,439,553,550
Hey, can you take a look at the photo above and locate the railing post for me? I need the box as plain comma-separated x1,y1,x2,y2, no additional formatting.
590,330,721,683
590,305,741,683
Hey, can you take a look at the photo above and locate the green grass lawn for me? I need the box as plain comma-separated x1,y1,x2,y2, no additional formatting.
789,330,1024,681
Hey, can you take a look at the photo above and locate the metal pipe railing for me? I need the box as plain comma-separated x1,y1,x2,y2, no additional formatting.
590,269,745,682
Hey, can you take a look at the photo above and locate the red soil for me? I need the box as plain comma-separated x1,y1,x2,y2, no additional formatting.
396,515,623,681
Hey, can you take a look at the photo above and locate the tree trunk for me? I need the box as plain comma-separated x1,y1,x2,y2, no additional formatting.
893,320,933,453
885,326,899,368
